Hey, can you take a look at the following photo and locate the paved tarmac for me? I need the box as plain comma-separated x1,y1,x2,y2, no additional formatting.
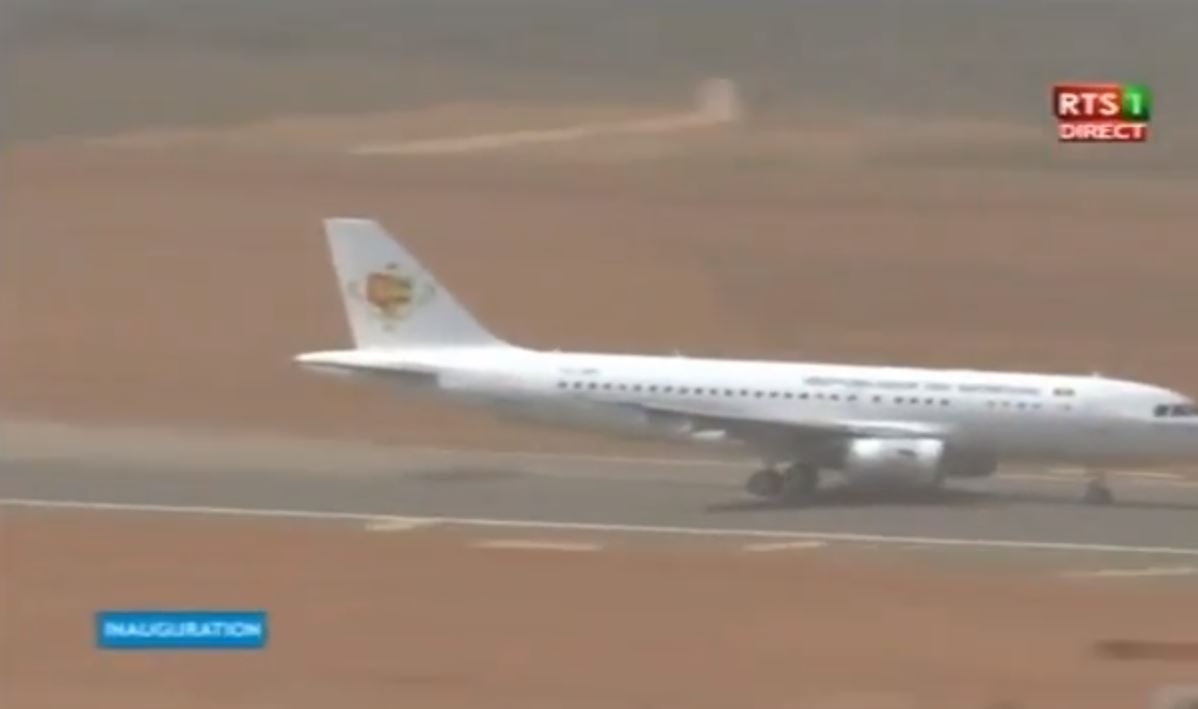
2,421,1197,564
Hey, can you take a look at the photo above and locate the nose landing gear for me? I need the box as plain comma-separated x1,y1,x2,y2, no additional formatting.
1083,469,1114,505
746,468,784,498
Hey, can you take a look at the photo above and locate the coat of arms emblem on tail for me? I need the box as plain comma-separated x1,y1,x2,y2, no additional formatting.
366,271,413,318
352,261,436,328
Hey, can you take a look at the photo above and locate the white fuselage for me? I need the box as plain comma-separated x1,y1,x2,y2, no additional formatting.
301,345,1198,471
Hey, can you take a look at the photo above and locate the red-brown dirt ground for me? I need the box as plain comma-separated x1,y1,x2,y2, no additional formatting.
4,509,1198,709
4,123,1198,709
4,144,1198,452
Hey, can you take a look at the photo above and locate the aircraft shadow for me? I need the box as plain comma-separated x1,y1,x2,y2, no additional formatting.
705,484,1198,513
408,466,527,483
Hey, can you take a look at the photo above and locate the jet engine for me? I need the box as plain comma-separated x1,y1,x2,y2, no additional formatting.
840,437,947,487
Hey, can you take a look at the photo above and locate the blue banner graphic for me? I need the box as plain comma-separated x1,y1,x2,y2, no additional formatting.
95,610,269,650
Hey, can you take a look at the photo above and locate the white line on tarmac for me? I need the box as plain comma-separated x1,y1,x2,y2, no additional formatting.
471,539,601,552
8,420,1191,486
4,496,1198,557
742,540,827,553
999,473,1073,482
1045,467,1182,480
407,447,740,469
401,449,1188,480
1118,471,1185,480
395,450,1191,486
1060,566,1198,579
1000,472,1198,488
364,518,436,532
349,111,726,156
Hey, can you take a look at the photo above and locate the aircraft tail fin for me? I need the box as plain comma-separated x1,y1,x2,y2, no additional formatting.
321,218,504,350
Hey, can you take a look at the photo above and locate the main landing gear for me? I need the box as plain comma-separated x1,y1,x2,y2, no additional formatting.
746,462,821,504
1083,469,1114,505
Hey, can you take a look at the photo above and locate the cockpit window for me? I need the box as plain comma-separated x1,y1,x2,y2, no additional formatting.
1155,403,1198,417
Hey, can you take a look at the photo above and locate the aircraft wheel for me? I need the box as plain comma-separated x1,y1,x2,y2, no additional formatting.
920,469,947,493
746,468,784,499
1083,480,1114,505
780,463,820,504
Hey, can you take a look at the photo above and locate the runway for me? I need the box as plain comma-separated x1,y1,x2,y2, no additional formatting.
2,421,1197,564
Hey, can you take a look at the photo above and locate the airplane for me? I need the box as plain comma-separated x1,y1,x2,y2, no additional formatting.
296,218,1198,506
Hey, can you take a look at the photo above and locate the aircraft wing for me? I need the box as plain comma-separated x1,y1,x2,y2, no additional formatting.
626,400,948,453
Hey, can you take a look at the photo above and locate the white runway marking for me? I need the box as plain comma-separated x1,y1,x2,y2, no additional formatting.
5,496,1198,558
471,539,601,552
999,473,1072,482
349,110,731,156
742,540,827,553
1001,471,1198,488
405,446,741,469
404,449,1189,482
8,419,1192,489
1060,566,1198,579
1046,467,1183,480
1119,470,1185,480
384,449,1195,487
364,518,436,532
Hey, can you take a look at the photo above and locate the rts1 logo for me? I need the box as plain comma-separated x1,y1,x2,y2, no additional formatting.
1052,83,1152,143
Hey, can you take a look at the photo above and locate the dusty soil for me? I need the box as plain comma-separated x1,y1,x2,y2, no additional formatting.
4,123,1198,709
3,139,1198,454
7,6,1198,705
3,509,1198,709
7,7,1198,706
